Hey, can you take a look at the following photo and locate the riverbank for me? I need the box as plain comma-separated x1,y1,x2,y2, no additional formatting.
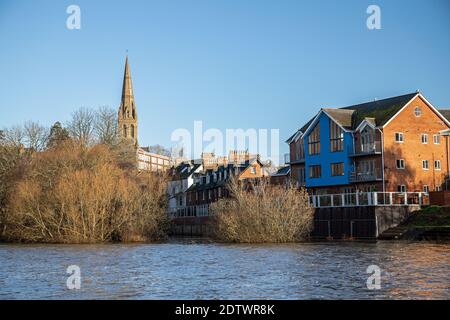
380,206,450,240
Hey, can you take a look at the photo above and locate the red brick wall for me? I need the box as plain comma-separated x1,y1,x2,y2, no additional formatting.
383,95,450,192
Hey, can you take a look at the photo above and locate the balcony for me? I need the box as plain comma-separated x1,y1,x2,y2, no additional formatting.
284,153,305,165
349,170,383,182
349,141,382,157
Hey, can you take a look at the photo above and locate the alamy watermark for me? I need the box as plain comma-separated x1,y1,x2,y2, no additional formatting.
66,265,81,290
367,5,381,30
170,121,280,164
366,265,381,290
66,5,81,30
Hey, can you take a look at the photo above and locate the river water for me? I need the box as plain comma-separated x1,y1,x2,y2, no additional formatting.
0,240,449,299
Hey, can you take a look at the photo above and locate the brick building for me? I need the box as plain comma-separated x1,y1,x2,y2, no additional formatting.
168,151,269,217
286,92,450,194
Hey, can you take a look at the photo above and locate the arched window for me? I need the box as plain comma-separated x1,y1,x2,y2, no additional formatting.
123,125,127,137
131,124,135,138
132,109,135,119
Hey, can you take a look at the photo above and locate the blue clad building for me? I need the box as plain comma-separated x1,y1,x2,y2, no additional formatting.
302,109,354,190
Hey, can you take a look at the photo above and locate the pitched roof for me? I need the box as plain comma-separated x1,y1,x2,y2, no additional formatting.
438,109,450,122
341,92,418,128
288,93,419,142
323,108,354,129
270,166,290,176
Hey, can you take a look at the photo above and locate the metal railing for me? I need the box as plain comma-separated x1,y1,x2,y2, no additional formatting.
349,170,383,182
349,141,382,156
309,192,429,208
168,204,210,218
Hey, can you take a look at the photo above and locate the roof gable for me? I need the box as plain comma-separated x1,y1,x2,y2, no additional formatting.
341,92,418,128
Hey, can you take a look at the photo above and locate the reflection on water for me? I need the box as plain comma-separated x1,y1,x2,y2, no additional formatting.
0,240,449,299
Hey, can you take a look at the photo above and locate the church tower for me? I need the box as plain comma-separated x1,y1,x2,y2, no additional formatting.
118,56,138,146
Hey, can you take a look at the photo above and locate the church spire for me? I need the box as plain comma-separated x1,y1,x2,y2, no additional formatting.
118,56,138,146
121,55,134,103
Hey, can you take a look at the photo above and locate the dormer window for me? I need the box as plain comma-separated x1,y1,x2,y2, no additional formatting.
414,107,422,117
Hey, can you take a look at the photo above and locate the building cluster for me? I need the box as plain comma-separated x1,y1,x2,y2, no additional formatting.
117,57,450,214
283,92,450,195
167,151,269,217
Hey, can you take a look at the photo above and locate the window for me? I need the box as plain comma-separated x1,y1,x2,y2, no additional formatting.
123,125,127,137
414,107,422,117
131,124,135,138
308,123,320,155
358,159,375,175
397,185,406,192
434,160,441,170
422,160,429,170
433,134,440,144
297,167,306,183
331,162,344,176
361,127,374,152
396,159,405,169
395,132,404,143
436,186,442,191
309,165,321,178
421,134,428,144
423,185,429,193
295,139,305,161
330,120,344,152
250,166,256,174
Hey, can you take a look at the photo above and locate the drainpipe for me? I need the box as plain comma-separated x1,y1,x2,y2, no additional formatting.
377,127,386,194
446,135,449,190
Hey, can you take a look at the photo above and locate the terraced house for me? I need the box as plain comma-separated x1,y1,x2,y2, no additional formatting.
287,92,450,195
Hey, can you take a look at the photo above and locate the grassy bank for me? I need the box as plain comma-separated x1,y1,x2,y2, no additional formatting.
407,205,450,227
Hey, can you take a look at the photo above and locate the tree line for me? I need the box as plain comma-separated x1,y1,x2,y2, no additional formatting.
0,106,169,243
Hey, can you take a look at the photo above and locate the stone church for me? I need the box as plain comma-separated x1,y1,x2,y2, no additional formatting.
117,56,171,171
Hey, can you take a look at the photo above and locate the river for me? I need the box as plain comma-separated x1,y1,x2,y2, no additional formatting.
0,240,449,299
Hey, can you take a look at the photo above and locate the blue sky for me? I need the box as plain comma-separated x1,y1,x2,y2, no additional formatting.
1,0,450,160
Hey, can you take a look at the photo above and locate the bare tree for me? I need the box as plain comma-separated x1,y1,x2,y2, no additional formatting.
23,121,48,152
67,107,95,147
1,125,25,149
148,144,171,157
95,106,118,146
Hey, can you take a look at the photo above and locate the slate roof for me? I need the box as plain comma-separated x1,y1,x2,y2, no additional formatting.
323,108,354,129
270,166,291,176
341,92,418,128
287,92,420,143
438,109,450,122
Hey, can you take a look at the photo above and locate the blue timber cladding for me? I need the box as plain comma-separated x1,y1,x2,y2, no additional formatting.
304,111,354,187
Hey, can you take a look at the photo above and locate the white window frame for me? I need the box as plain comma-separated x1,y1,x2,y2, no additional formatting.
422,160,429,170
433,134,440,144
423,185,429,193
250,166,256,174
395,132,404,143
396,159,405,169
397,185,407,192
414,106,422,117
421,134,428,144
434,160,441,170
